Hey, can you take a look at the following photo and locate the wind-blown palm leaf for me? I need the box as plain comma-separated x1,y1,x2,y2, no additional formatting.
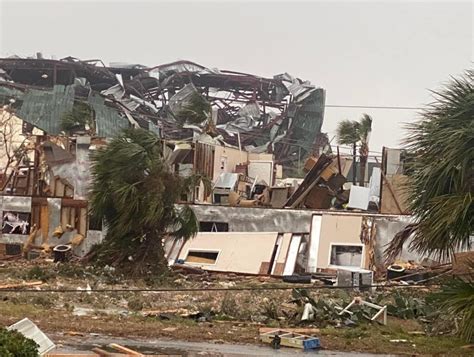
429,274,474,342
336,114,373,185
336,120,359,145
89,128,200,275
386,70,474,260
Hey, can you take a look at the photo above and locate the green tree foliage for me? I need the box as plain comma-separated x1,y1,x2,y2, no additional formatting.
336,114,373,185
60,101,95,135
89,128,199,275
386,71,473,260
0,328,39,357
429,276,474,342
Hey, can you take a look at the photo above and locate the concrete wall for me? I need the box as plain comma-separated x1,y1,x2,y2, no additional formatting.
178,232,279,274
189,204,315,233
373,216,427,267
315,214,364,269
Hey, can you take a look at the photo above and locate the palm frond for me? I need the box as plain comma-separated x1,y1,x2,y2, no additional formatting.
89,128,199,274
358,113,372,144
386,70,474,259
336,120,359,145
429,275,474,342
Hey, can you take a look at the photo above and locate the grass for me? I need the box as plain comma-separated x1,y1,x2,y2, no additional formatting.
321,321,470,355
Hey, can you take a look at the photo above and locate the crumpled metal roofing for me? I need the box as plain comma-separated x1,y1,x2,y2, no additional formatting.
0,56,326,172
16,84,75,134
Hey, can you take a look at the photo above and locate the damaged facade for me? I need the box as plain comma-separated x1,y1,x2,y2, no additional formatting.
0,55,433,278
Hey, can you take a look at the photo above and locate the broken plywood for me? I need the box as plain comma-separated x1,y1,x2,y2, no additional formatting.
177,232,281,275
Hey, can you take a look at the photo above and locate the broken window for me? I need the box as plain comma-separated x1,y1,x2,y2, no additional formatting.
185,250,219,264
329,244,363,267
199,221,229,232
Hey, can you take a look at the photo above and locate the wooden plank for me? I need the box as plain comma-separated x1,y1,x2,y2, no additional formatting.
0,281,43,289
108,343,142,355
260,329,320,350
40,205,49,245
259,327,321,335
56,179,65,197
46,354,99,357
61,207,70,229
79,207,88,236
90,348,120,357
69,207,76,227
258,262,271,275
62,198,88,208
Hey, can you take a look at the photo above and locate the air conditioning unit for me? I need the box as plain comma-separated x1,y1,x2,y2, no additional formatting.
336,267,374,291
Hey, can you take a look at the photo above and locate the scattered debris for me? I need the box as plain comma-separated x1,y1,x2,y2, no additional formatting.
338,297,387,325
260,329,321,350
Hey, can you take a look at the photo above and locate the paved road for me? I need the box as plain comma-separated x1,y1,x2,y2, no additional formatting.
52,333,397,356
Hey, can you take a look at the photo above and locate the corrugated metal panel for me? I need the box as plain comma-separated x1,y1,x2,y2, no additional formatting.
88,93,129,137
17,85,75,134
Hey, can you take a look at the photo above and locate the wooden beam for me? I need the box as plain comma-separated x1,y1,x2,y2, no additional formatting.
108,343,142,356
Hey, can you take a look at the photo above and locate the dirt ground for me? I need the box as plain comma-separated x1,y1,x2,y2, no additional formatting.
0,260,471,355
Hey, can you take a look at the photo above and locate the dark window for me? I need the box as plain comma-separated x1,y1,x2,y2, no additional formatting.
185,251,219,264
330,245,363,267
89,215,103,231
199,221,229,232
6,244,22,255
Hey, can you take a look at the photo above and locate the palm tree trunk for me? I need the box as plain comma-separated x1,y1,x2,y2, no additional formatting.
359,154,367,186
352,143,357,185
359,143,369,186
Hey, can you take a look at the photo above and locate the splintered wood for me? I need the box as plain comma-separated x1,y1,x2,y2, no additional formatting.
0,280,43,289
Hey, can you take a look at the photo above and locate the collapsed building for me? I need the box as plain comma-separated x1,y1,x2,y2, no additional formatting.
0,55,436,281
0,56,326,171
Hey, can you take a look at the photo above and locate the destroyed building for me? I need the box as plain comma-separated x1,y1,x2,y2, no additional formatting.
0,54,440,282
0,56,326,173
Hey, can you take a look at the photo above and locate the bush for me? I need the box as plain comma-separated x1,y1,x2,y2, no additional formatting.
0,328,39,356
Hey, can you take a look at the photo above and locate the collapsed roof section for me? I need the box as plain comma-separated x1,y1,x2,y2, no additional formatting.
0,56,326,170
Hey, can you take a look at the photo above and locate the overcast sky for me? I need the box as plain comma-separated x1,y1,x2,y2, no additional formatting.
0,0,472,153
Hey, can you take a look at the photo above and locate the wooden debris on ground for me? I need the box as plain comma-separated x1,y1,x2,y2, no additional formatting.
0,280,43,289
260,329,320,350
259,327,321,335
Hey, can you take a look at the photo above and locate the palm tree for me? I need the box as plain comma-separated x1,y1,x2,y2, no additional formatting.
336,114,373,186
385,70,473,341
386,70,473,261
357,114,373,186
89,128,199,276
